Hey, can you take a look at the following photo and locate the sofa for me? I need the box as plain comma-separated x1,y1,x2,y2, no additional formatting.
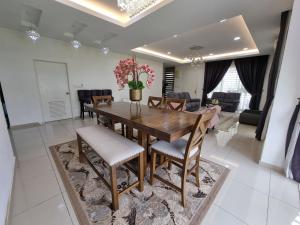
239,110,262,126
166,92,201,112
209,92,241,112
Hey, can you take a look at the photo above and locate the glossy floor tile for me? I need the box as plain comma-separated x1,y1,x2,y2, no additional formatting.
9,118,300,225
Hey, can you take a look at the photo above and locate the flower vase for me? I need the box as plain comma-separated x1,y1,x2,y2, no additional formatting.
130,89,142,102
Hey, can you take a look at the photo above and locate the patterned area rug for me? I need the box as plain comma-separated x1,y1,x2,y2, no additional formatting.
50,141,229,225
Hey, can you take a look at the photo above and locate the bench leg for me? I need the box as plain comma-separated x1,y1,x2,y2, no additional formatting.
138,152,144,192
110,166,119,210
77,134,84,163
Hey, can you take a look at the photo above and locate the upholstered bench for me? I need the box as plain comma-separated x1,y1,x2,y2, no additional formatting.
76,125,144,210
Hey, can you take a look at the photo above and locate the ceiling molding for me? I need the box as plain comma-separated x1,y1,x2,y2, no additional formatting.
55,0,174,27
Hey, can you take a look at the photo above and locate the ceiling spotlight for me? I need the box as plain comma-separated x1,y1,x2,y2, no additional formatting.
219,19,227,23
71,40,81,49
243,47,249,51
143,44,148,47
173,34,178,38
234,36,241,41
101,47,110,55
209,53,214,56
167,51,172,55
26,29,40,42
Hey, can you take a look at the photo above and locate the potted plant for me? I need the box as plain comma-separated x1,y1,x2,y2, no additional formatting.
114,57,155,101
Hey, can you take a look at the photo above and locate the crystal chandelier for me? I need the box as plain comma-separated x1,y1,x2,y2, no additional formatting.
187,45,204,68
117,0,158,17
101,47,110,55
189,56,204,68
26,29,40,43
71,40,81,49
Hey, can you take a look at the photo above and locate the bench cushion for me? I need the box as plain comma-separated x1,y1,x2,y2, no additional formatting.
76,126,144,166
151,139,198,159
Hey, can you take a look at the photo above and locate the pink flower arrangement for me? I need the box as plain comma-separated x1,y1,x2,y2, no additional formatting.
114,57,155,90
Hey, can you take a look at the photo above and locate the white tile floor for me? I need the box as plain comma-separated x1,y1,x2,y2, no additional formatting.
9,118,300,225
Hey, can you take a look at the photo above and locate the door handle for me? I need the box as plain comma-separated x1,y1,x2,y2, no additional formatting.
66,92,70,95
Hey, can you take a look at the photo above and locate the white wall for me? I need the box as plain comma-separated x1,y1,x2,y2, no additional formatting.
174,64,205,99
0,105,15,225
0,27,163,126
261,0,300,168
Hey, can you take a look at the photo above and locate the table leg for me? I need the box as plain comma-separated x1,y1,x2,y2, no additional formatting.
138,130,148,171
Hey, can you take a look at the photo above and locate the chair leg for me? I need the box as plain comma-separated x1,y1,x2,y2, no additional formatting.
195,154,200,187
150,151,157,185
121,124,125,136
181,163,188,207
110,166,119,210
168,160,172,170
77,134,84,163
138,152,144,192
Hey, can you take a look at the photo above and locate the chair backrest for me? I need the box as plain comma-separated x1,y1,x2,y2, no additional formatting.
184,109,216,159
102,89,112,96
148,96,163,108
92,95,112,107
165,98,186,111
78,90,91,103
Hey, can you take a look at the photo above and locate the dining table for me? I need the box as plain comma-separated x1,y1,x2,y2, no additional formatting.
85,102,198,169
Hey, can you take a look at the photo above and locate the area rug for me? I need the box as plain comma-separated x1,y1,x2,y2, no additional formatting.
50,141,229,225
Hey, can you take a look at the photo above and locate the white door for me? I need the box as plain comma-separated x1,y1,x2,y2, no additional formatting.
35,61,72,122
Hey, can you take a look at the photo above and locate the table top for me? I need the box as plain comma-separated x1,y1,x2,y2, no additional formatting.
86,102,198,142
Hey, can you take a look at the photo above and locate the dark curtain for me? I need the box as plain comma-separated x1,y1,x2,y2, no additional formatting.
285,102,300,156
256,11,290,140
234,55,269,110
201,59,232,106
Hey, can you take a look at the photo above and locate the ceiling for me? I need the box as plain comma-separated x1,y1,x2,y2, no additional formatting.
133,15,259,63
0,0,293,63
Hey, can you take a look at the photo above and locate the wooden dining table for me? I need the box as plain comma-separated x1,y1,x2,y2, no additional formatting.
86,102,198,169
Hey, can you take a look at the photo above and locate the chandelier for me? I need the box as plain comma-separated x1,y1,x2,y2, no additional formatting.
117,0,158,17
70,40,81,49
26,29,40,43
188,56,204,68
187,45,204,68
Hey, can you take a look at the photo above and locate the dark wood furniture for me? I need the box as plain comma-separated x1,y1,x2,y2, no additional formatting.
86,102,198,169
148,96,163,108
77,125,144,210
165,98,186,111
150,110,215,207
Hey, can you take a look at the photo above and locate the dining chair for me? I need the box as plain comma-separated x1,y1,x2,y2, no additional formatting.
149,110,215,207
92,96,125,136
165,98,186,111
148,96,164,108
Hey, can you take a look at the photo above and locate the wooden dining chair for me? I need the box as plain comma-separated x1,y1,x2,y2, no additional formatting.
165,98,186,111
92,96,125,135
150,109,216,207
148,96,163,108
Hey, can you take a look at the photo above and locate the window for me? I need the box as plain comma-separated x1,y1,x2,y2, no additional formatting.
208,62,251,111
163,67,175,97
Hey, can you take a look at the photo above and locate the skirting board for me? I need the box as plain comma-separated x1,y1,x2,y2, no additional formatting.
5,156,16,225
11,122,40,130
259,160,284,174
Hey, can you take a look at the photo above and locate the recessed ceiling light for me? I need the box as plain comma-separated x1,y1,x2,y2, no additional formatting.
143,44,147,47
94,40,102,45
234,36,241,41
209,53,214,56
173,34,178,38
219,19,227,23
167,51,172,55
243,47,249,51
